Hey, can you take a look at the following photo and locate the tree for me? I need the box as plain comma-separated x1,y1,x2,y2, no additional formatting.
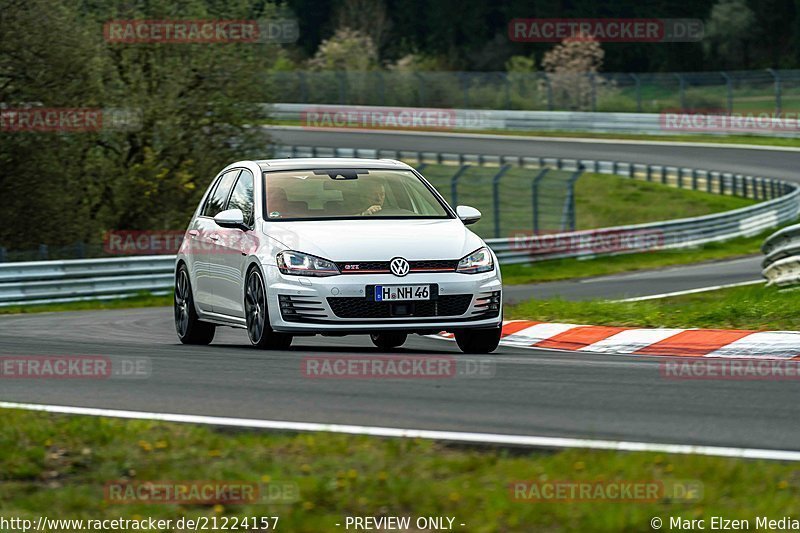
541,36,604,111
307,28,378,70
704,0,756,68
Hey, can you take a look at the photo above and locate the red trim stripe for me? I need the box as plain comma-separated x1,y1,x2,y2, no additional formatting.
501,320,540,338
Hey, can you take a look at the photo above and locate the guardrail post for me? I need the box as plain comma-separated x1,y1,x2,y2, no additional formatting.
38,244,48,260
630,73,642,112
761,178,768,200
646,164,652,182
450,164,470,206
720,72,733,113
720,174,727,196
677,168,684,189
416,163,428,173
589,73,597,112
767,69,782,116
531,168,550,234
692,169,698,190
770,179,777,199
492,164,512,238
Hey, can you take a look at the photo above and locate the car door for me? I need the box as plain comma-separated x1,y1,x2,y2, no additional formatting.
192,169,240,311
211,168,256,318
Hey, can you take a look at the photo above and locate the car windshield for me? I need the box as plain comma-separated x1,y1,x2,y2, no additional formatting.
263,168,451,221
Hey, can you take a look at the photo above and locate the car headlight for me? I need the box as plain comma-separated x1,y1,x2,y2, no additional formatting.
457,247,494,274
276,251,340,277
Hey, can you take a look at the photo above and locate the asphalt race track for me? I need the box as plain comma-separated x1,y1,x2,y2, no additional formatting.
2,305,800,451
266,126,800,183
3,132,799,453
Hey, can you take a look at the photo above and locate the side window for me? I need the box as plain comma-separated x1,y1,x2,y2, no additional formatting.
227,169,254,227
201,170,240,218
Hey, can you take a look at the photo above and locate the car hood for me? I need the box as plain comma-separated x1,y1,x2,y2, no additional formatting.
262,218,484,261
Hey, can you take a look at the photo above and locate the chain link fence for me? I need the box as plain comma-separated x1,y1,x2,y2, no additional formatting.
264,70,800,114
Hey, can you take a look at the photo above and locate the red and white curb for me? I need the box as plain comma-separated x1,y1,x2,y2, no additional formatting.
436,321,800,359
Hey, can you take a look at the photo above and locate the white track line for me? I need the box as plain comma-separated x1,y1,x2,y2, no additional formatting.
3,401,800,461
267,125,800,152
612,279,763,302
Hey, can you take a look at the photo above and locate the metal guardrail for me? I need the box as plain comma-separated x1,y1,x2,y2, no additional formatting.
268,102,800,137
0,256,174,307
2,148,798,306
762,224,800,287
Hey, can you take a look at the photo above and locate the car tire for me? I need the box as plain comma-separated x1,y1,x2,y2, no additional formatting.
174,265,216,345
245,266,293,350
370,332,408,350
454,326,502,354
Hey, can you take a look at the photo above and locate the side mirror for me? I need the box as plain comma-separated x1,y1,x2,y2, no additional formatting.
456,205,481,226
214,208,247,230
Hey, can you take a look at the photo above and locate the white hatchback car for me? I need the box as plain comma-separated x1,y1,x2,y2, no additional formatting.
174,158,503,353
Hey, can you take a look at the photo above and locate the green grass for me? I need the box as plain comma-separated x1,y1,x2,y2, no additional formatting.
417,166,753,239
4,408,800,532
500,230,770,285
506,284,800,331
0,293,171,315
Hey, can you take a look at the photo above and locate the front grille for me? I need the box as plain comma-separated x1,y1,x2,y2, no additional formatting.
327,294,473,319
279,295,327,322
335,259,458,274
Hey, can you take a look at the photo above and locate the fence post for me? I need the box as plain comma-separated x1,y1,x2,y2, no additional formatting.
415,73,426,107
75,241,85,259
298,71,308,103
589,73,597,112
504,74,512,109
39,244,48,260
767,69,782,116
0,247,6,263
450,164,471,206
720,71,733,113
337,72,347,104
459,73,470,108
544,75,553,111
562,166,584,231
531,168,550,234
492,164,512,238
376,71,385,106
630,73,642,112
674,73,686,110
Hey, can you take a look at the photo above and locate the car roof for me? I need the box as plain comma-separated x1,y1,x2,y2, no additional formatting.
254,157,413,172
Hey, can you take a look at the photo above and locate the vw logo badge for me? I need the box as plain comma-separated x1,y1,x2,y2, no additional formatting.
390,257,410,277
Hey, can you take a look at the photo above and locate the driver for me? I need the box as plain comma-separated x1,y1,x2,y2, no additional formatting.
357,180,386,216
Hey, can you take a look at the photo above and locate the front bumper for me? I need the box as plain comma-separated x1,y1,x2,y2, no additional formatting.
264,265,503,333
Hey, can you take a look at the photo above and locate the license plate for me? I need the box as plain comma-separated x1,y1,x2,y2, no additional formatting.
374,284,431,301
